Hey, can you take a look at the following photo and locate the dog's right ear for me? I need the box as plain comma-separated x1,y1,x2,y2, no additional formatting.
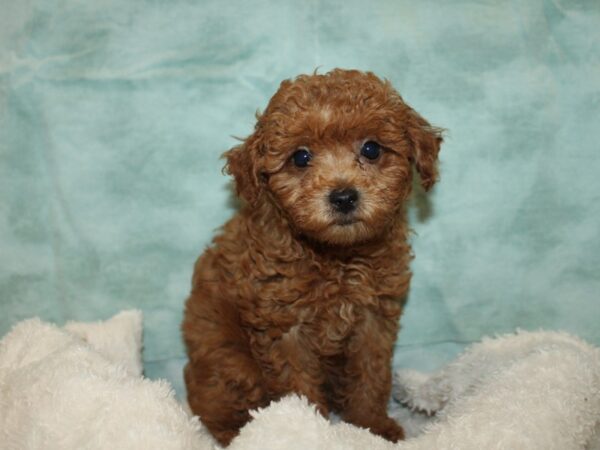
223,132,263,205
405,109,444,192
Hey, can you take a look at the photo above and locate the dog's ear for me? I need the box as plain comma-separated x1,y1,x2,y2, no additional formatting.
406,109,444,191
223,131,264,205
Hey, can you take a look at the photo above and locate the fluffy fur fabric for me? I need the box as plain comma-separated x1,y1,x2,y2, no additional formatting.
392,331,600,450
0,311,209,450
2,314,598,449
182,68,443,445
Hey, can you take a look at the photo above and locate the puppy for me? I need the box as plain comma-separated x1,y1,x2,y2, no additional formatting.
183,69,443,446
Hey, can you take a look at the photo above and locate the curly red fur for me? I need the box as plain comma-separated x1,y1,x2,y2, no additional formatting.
183,69,443,446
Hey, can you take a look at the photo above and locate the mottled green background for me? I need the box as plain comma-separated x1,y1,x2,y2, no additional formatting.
1,0,599,397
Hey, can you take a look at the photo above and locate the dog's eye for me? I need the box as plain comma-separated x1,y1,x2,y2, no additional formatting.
360,141,381,160
292,149,312,168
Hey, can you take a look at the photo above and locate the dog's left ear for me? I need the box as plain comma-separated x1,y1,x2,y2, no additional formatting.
406,109,444,191
223,131,264,205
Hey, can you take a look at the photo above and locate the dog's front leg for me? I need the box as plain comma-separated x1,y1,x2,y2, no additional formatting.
338,312,405,442
264,330,329,416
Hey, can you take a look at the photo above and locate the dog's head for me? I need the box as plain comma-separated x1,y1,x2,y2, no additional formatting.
225,69,443,246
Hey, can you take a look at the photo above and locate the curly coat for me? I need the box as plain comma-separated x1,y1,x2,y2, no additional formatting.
183,69,443,446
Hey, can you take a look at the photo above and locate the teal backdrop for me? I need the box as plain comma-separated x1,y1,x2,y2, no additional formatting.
1,0,599,398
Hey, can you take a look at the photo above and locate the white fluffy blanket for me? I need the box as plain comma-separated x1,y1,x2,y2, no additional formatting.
0,312,210,450
1,312,599,450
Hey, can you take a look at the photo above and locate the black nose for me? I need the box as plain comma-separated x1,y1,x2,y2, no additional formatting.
329,188,359,214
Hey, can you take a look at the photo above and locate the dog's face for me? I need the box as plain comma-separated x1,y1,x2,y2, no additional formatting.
226,69,442,246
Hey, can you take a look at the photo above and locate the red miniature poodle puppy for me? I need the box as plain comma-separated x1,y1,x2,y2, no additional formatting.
183,69,443,446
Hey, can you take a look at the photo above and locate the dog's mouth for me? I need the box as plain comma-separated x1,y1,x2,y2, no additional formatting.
333,214,360,227
311,212,378,245
333,217,359,227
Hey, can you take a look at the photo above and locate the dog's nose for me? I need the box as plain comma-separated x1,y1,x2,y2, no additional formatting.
329,188,359,214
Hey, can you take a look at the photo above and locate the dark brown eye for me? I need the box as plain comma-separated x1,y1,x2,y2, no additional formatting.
360,141,381,160
292,149,312,167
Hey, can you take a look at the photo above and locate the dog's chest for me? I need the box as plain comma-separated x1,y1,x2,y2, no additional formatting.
242,259,406,354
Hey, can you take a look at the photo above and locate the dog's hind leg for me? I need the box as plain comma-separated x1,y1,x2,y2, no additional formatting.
183,290,268,446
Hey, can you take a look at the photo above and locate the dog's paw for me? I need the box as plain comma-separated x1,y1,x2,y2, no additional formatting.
370,417,405,442
213,428,241,447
